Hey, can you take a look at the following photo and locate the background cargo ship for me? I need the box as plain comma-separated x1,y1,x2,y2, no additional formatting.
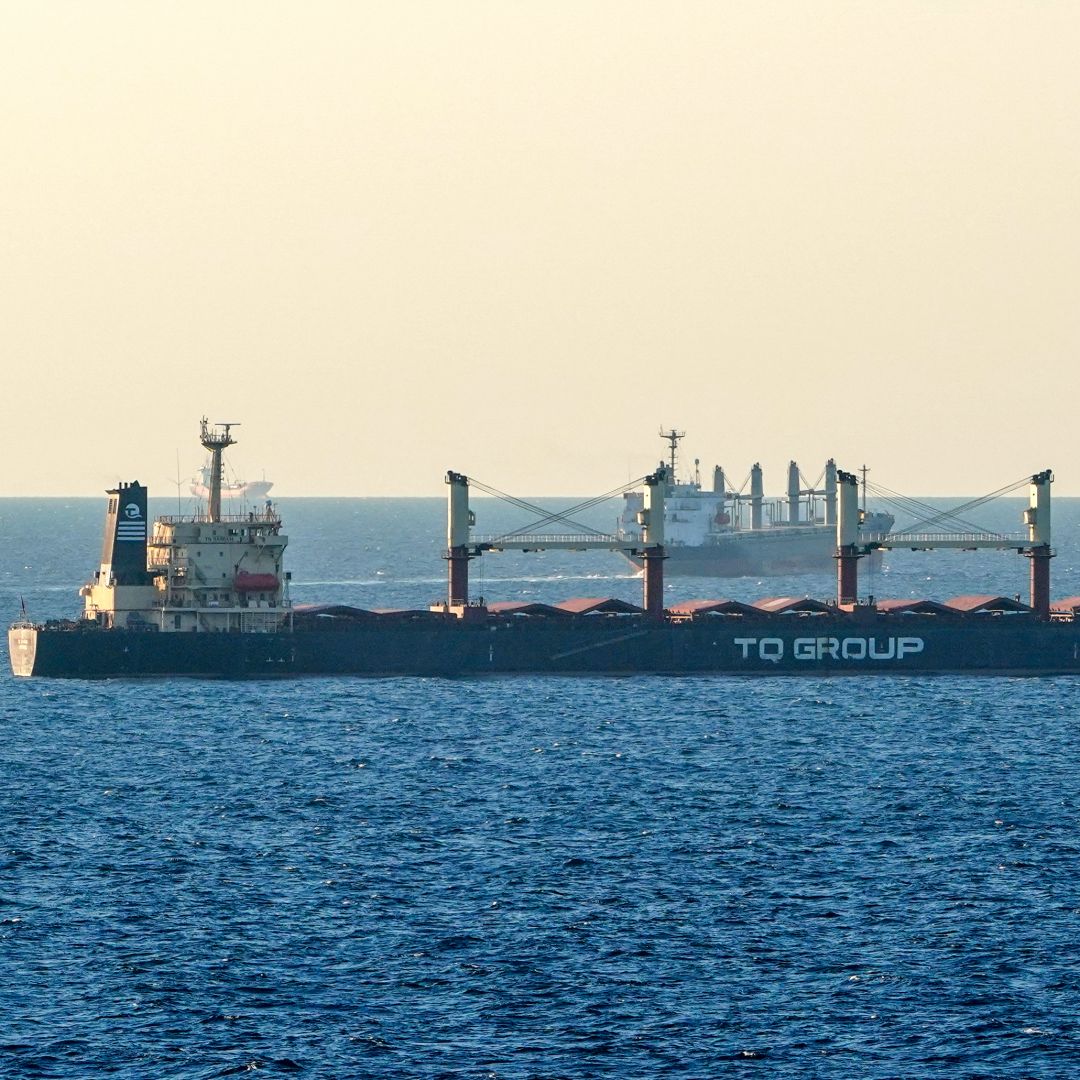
189,436,272,503
8,422,1079,679
618,430,894,576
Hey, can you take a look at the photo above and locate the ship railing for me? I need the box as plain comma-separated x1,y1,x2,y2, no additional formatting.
475,532,622,544
148,597,292,611
885,530,1023,541
473,532,637,551
869,531,1047,551
154,510,280,526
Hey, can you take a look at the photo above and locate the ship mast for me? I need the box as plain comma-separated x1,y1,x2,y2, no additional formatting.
200,418,239,523
860,464,869,515
659,427,686,481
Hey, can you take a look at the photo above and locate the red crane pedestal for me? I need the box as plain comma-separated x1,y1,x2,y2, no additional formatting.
642,547,666,618
836,546,861,606
447,548,470,606
1028,545,1053,620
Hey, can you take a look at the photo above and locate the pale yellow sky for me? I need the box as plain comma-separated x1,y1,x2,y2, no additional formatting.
4,1,1078,497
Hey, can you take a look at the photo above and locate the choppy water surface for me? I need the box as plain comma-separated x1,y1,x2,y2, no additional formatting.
3,497,1080,1077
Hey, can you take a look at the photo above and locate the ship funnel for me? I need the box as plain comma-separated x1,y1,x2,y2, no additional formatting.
99,481,152,586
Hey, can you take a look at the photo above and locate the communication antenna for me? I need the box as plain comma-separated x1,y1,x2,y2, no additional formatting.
200,418,240,523
658,427,686,478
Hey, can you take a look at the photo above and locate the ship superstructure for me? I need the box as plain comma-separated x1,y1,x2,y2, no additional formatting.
79,421,289,635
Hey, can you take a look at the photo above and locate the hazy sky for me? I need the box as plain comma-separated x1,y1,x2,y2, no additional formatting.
5,1,1079,497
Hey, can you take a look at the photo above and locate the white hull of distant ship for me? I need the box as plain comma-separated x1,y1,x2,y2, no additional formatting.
189,466,272,503
618,442,893,577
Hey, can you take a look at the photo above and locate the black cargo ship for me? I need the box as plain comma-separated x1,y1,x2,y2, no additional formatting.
8,423,1077,678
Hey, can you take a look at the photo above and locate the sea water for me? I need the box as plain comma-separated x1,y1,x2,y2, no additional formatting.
2,497,1080,1078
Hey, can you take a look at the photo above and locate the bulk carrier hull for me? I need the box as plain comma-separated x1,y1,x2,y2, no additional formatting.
11,616,1080,679
10,424,1069,681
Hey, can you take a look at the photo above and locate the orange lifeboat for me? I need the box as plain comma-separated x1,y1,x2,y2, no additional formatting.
234,572,279,592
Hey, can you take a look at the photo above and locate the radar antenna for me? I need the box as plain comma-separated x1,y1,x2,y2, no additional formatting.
199,418,240,523
659,427,686,479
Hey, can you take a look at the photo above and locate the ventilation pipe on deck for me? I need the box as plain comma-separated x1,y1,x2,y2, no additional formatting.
1025,469,1054,619
641,471,666,617
824,459,837,526
788,461,801,524
446,471,472,606
835,469,862,605
750,463,764,530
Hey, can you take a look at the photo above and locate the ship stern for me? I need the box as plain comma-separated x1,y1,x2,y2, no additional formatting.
8,625,38,677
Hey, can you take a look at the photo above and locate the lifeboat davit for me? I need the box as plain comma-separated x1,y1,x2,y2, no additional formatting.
234,572,279,592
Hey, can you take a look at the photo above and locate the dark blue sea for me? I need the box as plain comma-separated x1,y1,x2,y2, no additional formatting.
3,495,1080,1078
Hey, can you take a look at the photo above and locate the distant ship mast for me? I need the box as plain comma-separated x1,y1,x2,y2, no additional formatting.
659,427,686,481
200,418,239,523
